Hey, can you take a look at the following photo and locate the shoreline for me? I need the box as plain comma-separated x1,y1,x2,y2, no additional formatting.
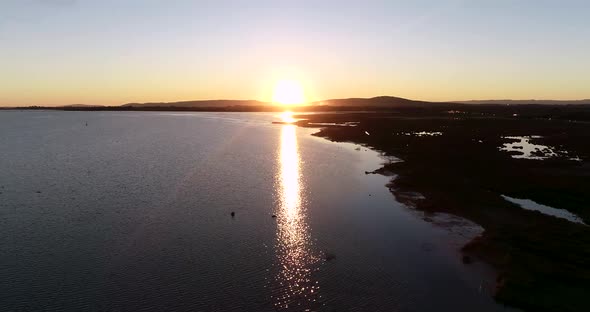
301,129,507,307
293,111,590,312
309,127,506,295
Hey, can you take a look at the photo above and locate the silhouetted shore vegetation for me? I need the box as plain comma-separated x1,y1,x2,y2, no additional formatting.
294,107,590,312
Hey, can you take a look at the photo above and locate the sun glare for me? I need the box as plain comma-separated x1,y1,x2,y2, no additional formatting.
272,79,305,105
279,111,297,123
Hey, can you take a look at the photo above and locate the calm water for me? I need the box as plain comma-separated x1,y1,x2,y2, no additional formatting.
501,195,586,225
0,111,514,311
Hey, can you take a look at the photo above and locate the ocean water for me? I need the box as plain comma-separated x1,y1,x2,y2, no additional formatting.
0,111,514,311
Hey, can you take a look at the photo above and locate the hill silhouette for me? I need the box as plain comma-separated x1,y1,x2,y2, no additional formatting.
61,104,103,108
122,99,268,108
120,96,438,109
456,99,590,105
6,96,590,110
312,96,437,107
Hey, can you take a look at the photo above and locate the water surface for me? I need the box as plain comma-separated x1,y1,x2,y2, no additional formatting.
0,111,514,311
502,195,586,225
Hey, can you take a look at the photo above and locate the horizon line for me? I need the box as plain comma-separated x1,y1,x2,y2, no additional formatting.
2,95,590,108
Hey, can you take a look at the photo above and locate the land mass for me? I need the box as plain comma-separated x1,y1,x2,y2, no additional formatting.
3,96,590,111
292,107,590,312
456,99,590,105
122,99,268,108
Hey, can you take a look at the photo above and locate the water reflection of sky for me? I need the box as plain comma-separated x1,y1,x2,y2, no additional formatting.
502,195,586,225
273,124,321,310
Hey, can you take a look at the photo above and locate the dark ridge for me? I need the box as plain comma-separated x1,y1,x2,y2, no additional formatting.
311,95,445,107
4,96,590,113
121,99,268,108
456,99,590,105
61,104,104,108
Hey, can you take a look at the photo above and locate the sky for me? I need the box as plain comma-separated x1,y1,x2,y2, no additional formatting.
1,0,589,106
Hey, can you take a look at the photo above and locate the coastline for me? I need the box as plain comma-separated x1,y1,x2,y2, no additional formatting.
294,112,590,312
298,127,510,309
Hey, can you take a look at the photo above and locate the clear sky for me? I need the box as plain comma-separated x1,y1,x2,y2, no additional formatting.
1,0,589,106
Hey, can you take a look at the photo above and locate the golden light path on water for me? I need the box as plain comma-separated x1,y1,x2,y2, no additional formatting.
273,117,321,310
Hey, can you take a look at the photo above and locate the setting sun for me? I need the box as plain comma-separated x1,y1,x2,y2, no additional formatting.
272,80,306,105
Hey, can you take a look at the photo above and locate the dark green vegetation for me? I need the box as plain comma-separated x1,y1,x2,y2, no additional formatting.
294,108,590,312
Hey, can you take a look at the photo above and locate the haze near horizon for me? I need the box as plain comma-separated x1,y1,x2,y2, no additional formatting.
1,0,589,106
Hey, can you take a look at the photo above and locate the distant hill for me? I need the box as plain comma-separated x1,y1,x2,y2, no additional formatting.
120,96,439,108
61,104,104,108
456,99,590,105
312,96,438,107
115,96,590,108
11,96,590,111
122,100,268,108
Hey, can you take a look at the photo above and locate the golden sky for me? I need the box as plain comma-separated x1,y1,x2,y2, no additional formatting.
1,1,589,106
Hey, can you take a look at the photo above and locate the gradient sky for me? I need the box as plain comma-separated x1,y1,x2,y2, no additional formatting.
1,0,589,106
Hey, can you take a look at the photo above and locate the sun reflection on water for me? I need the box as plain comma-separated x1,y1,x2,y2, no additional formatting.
273,124,321,310
279,111,297,124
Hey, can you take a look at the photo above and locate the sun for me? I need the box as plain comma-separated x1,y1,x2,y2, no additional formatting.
272,79,305,105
